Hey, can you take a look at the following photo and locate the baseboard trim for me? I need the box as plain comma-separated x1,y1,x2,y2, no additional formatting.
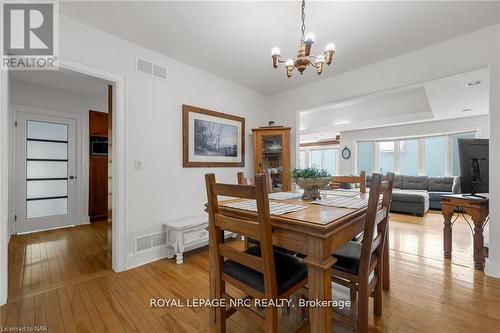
125,245,174,270
486,259,500,279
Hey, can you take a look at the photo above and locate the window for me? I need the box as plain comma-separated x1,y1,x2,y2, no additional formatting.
399,139,419,175
299,151,306,169
323,149,336,175
357,142,374,173
310,150,322,168
356,130,477,176
424,136,446,176
299,147,339,175
378,141,395,173
451,132,476,176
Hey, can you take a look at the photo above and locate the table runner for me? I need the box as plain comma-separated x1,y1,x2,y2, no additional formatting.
221,199,308,215
311,196,368,209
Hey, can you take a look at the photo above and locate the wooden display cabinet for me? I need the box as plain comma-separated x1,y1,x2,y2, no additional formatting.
252,127,291,192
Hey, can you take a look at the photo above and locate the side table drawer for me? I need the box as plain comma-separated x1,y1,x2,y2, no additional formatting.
183,228,208,246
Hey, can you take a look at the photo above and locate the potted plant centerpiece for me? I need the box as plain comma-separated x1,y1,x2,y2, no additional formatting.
291,166,331,201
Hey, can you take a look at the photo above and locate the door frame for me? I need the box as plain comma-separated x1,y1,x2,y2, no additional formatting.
0,58,127,305
11,107,80,233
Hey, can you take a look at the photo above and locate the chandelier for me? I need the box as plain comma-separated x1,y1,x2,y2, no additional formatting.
271,0,335,77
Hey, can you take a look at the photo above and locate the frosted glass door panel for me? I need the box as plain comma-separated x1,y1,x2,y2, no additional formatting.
25,120,69,220
27,161,67,179
27,141,68,160
27,120,68,141
27,198,67,219
27,180,67,199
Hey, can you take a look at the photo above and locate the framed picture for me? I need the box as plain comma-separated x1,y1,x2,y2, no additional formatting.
182,104,245,167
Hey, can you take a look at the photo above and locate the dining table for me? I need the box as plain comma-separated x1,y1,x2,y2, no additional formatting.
207,190,390,333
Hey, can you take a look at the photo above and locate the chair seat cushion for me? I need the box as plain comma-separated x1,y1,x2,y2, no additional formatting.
332,241,378,275
222,246,307,295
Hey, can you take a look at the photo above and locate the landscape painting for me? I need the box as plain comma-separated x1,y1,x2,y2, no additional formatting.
183,105,245,167
194,119,238,157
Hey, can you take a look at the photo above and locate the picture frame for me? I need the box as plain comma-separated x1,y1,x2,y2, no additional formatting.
182,104,245,167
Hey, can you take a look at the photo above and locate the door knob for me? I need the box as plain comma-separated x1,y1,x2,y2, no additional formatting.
69,176,76,180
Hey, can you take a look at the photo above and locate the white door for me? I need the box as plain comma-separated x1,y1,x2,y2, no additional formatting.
14,111,77,233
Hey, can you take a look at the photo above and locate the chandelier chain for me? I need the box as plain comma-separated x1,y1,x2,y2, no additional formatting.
300,0,306,44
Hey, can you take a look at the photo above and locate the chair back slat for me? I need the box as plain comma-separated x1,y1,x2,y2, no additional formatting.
218,244,264,273
359,172,394,273
212,183,256,199
205,173,278,298
331,170,366,193
214,214,261,240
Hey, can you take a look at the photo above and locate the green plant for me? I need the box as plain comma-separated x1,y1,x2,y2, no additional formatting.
291,166,330,180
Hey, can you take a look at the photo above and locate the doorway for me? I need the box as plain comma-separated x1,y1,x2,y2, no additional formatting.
5,69,115,299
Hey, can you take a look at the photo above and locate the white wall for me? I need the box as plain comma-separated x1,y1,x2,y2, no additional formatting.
8,79,108,233
0,68,10,305
338,115,490,174
267,24,499,278
56,15,268,266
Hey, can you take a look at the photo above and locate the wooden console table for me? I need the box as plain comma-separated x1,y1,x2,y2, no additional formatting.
441,194,489,270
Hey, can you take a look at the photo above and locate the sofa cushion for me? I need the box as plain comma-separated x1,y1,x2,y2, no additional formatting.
402,176,429,190
393,175,404,189
366,174,387,188
428,191,452,202
428,177,455,192
392,189,429,203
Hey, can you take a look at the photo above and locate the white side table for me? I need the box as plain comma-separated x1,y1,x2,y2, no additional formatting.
164,215,235,264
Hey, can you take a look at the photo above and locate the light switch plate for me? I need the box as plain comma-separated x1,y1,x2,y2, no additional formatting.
135,160,142,170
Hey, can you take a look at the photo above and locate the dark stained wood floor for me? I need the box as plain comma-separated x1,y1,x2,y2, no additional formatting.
1,215,500,332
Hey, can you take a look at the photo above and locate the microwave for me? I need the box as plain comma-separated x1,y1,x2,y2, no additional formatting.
90,137,108,156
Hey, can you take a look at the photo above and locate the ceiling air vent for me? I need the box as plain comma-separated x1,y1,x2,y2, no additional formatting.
135,57,167,81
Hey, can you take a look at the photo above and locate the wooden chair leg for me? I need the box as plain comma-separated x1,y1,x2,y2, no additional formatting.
264,306,278,333
215,281,226,332
357,281,369,333
374,267,383,317
350,287,357,300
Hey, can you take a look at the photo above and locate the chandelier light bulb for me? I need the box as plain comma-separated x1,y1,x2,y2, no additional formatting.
325,43,335,52
304,32,316,44
271,47,281,56
285,59,294,68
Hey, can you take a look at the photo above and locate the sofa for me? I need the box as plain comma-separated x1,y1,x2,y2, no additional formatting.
365,174,461,216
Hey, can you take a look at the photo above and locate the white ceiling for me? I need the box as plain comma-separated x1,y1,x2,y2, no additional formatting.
300,68,489,142
9,69,110,96
59,1,500,95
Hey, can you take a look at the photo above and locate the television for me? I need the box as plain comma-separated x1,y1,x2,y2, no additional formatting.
458,138,488,197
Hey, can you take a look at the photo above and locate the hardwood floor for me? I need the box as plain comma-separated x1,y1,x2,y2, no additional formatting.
7,221,111,299
2,213,500,332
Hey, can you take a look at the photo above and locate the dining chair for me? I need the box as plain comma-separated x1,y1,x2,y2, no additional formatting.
237,171,273,192
237,171,273,250
205,173,308,333
330,170,367,193
330,172,394,332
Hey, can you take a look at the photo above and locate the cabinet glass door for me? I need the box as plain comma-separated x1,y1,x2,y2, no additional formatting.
260,134,284,191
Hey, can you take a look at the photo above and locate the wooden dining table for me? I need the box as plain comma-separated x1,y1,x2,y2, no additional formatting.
207,191,390,333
